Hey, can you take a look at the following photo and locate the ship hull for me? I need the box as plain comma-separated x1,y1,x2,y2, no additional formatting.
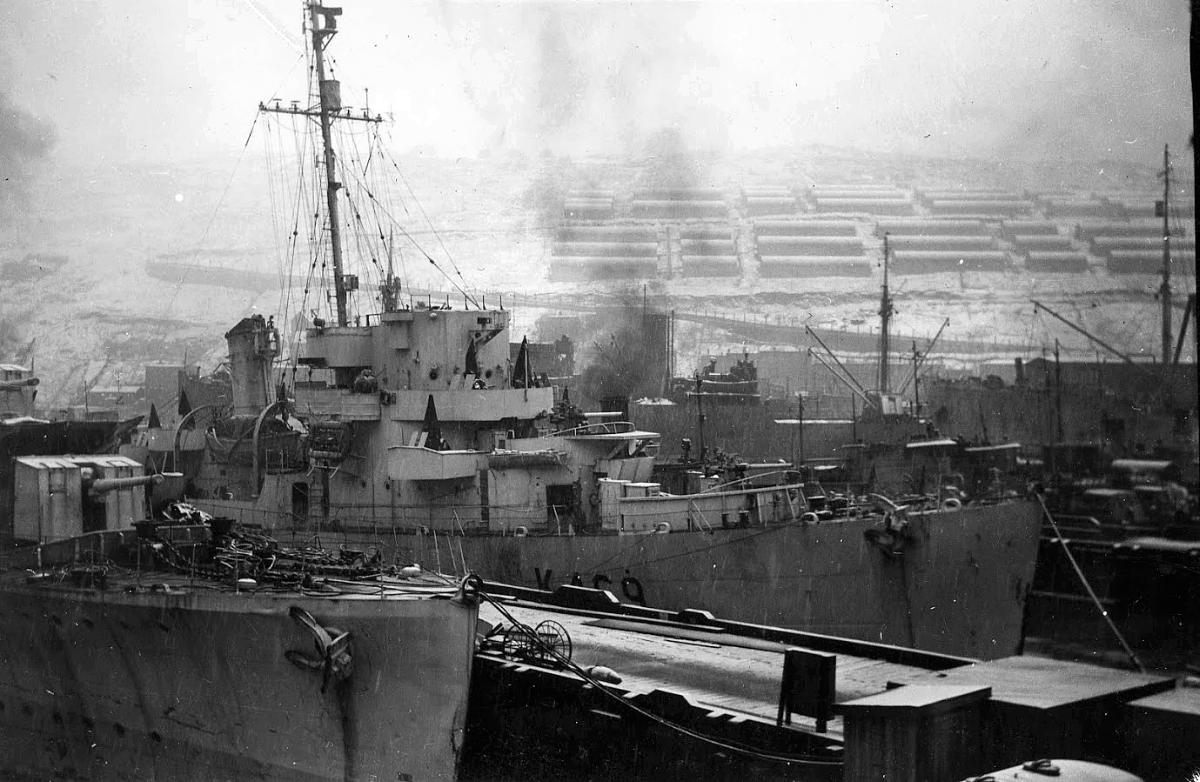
454,501,1041,660
0,583,477,781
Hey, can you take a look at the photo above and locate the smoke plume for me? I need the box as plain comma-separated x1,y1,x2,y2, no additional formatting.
0,90,54,215
577,293,670,401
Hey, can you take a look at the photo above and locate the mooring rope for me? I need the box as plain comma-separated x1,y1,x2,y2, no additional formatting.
1035,492,1146,673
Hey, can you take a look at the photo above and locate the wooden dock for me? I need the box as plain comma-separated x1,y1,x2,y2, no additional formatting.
462,585,1197,781
479,602,940,739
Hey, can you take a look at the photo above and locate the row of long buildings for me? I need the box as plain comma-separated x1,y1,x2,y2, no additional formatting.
549,192,1194,280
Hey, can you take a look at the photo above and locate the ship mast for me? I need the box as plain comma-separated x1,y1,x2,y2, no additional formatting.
1159,144,1172,364
878,233,894,393
260,3,383,328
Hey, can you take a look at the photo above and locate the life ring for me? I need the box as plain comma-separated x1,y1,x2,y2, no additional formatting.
801,512,819,524
942,497,962,510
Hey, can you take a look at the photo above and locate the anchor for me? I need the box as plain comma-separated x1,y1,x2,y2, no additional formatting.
862,493,910,556
285,606,353,692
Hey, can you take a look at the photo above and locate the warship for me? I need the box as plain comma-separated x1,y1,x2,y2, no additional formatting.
0,454,479,781
0,6,482,780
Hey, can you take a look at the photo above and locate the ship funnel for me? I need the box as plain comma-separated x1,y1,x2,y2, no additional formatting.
225,315,281,415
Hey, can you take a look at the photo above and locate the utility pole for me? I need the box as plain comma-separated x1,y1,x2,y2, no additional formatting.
1160,144,1173,363
911,341,921,417
879,234,894,394
797,392,805,466
1054,339,1064,443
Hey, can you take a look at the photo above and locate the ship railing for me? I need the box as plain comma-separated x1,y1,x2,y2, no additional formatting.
696,469,801,495
185,497,591,537
1044,513,1164,541
551,421,638,437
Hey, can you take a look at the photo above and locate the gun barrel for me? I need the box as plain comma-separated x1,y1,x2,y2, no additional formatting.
88,473,164,495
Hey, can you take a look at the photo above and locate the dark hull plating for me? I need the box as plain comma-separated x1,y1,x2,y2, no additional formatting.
0,582,477,781
452,502,1039,659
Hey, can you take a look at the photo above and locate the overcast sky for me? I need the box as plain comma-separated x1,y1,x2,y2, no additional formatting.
1,0,1193,170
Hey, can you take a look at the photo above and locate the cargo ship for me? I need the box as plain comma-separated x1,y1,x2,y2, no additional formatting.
157,302,1040,661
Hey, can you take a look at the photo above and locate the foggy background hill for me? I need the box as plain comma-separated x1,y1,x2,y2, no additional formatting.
0,1,1194,409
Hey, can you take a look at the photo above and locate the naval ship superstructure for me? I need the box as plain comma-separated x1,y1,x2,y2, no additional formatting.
0,5,481,780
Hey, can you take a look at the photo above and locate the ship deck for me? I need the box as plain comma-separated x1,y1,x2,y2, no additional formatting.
479,598,958,739
474,593,1190,781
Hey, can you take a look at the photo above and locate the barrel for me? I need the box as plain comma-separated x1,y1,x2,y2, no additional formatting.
89,473,164,495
